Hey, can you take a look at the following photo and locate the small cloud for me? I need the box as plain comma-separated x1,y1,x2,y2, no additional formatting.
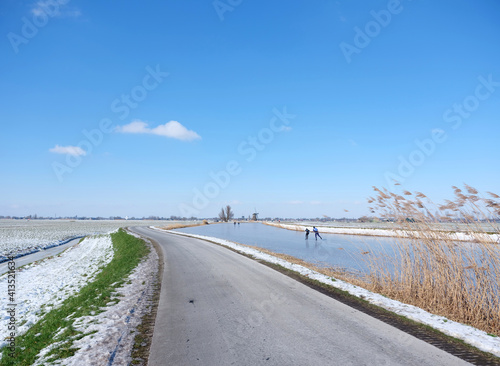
281,126,292,132
152,121,201,141
49,145,86,156
31,0,81,18
117,120,201,141
118,120,149,134
310,201,322,205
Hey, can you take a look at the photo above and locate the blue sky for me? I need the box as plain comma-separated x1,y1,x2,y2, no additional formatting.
1,0,499,218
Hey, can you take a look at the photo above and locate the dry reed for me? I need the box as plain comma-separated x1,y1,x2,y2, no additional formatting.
161,220,208,231
362,184,500,335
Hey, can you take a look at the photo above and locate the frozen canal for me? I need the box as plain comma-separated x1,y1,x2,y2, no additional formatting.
174,222,398,274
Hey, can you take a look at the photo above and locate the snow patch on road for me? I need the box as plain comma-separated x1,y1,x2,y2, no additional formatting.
157,228,500,358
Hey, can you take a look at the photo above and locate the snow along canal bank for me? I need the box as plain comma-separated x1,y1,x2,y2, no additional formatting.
152,227,500,359
265,221,500,243
0,230,159,365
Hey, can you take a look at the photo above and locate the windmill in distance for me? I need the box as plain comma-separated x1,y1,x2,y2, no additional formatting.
251,207,259,221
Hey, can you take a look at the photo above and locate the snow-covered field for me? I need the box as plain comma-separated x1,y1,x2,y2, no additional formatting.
0,230,158,365
0,235,114,352
0,219,181,258
157,228,500,359
33,231,159,366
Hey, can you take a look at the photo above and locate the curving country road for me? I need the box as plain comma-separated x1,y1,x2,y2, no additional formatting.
132,227,470,366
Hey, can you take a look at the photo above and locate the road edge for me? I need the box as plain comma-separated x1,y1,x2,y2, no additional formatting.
127,228,165,366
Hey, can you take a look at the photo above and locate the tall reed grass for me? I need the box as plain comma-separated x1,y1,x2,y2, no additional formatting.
362,184,500,335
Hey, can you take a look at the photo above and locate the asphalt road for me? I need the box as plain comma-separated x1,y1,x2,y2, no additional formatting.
132,227,470,366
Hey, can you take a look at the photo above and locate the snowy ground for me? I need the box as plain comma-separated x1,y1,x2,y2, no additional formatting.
155,228,500,359
0,235,114,352
0,219,189,258
0,230,159,365
33,231,159,366
266,222,500,243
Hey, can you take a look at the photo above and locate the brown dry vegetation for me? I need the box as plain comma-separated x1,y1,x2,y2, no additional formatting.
161,220,208,230
264,185,500,335
362,184,500,335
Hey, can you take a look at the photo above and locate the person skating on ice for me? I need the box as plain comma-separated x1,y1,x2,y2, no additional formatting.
313,226,322,240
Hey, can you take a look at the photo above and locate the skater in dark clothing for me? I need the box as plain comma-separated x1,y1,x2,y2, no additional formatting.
305,228,310,239
313,226,322,240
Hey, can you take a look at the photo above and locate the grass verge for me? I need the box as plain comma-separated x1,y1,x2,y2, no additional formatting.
0,229,149,366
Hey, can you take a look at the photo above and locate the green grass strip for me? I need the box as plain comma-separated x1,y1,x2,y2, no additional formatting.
1,229,149,366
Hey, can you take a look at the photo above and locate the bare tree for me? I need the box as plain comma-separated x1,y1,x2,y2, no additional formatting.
225,205,234,221
218,205,234,222
218,207,227,222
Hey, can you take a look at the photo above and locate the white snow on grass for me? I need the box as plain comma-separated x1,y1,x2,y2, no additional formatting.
266,222,500,243
0,219,192,257
0,235,114,351
156,228,500,358
32,233,159,366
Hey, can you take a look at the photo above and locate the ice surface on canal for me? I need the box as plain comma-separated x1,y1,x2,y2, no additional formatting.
175,222,398,273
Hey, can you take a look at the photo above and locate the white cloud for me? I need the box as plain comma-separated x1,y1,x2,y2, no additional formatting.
31,0,81,18
49,145,86,156
118,120,149,134
116,120,201,142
